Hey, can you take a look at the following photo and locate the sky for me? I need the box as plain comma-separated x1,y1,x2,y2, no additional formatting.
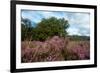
21,10,90,36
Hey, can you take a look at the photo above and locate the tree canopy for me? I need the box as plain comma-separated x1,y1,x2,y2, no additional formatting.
21,17,69,41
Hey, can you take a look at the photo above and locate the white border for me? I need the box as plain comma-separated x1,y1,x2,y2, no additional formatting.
16,4,95,69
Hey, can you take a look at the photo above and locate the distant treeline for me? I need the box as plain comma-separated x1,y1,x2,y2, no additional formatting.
66,35,90,41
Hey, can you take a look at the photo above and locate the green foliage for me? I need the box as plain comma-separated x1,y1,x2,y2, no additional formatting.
21,17,69,41
67,35,90,41
21,18,33,41
32,17,69,41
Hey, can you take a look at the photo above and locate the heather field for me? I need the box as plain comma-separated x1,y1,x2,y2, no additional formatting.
21,36,90,63
21,10,90,63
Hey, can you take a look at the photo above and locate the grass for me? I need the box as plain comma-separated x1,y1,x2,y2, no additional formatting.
21,36,90,63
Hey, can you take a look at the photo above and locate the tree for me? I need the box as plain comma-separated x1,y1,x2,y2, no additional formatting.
21,18,33,41
33,17,69,41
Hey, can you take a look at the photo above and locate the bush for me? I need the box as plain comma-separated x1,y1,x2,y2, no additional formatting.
21,17,69,41
21,36,67,62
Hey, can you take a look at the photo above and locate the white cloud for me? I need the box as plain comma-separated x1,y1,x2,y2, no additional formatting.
67,12,90,36
67,27,80,35
40,11,69,20
21,10,44,23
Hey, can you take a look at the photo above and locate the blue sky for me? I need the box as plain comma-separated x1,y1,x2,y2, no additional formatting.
21,10,90,36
